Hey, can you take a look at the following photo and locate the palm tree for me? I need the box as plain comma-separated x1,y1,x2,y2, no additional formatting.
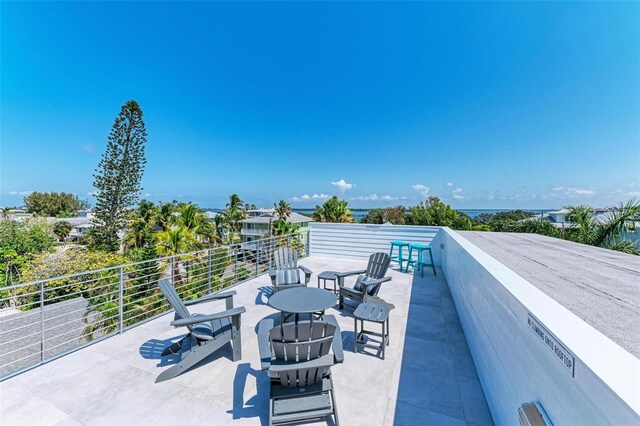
222,194,247,242
123,219,155,250
274,200,292,221
312,196,353,223
156,227,199,283
137,200,158,224
565,199,640,254
156,202,176,231
176,203,219,245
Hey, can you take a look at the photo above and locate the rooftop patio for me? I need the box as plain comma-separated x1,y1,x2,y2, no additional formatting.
0,255,493,426
2,224,638,425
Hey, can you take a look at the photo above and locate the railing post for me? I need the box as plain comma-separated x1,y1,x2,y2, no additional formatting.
170,257,175,286
40,281,45,364
234,248,238,283
207,249,212,294
256,239,260,277
118,266,124,334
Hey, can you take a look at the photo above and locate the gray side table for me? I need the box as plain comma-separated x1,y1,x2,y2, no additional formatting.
353,302,391,359
317,271,339,293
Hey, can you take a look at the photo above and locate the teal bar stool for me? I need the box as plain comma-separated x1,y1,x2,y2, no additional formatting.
406,243,436,276
389,241,410,270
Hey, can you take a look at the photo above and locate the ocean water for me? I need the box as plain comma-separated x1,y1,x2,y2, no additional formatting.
293,208,550,221
205,208,550,221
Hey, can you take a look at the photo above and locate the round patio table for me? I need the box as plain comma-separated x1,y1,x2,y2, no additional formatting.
268,287,337,323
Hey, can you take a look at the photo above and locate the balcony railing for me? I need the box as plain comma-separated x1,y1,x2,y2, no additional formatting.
0,231,309,380
240,228,268,236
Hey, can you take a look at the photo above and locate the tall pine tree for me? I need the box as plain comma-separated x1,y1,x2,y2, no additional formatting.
91,100,147,251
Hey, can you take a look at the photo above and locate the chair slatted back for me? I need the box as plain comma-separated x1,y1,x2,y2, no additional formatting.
365,252,391,279
274,247,298,270
269,321,336,387
159,279,193,331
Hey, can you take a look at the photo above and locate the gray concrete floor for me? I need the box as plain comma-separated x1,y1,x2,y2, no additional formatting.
0,256,492,426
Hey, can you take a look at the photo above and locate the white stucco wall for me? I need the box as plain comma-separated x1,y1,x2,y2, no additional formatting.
440,228,640,425
308,222,442,264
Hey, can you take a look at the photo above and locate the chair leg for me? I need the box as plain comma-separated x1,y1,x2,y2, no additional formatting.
429,249,436,275
160,339,184,356
330,376,340,426
405,246,413,273
339,293,344,310
231,314,242,362
353,317,358,353
156,336,228,383
382,321,385,360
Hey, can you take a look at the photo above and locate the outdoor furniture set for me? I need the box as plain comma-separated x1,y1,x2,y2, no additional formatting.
156,245,408,425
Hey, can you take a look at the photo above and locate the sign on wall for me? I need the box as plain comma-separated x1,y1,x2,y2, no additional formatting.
528,314,575,377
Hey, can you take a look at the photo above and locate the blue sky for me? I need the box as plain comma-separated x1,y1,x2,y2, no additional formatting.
1,2,638,209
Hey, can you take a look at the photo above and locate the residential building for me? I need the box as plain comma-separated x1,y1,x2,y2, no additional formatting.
239,211,312,242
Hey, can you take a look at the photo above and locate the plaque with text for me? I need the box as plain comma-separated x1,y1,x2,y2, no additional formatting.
528,314,575,377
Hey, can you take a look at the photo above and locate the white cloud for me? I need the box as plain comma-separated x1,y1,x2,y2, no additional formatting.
625,191,640,197
349,194,401,202
350,194,378,201
87,191,99,196
452,187,465,200
551,186,595,197
331,179,354,192
8,190,34,196
291,193,330,203
81,144,97,153
412,184,430,198
446,182,454,187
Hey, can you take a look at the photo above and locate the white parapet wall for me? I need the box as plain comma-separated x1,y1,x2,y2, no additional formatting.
309,222,443,264
440,227,640,425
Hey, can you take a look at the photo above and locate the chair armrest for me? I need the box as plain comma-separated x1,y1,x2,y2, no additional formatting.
170,307,246,327
299,265,312,284
360,276,392,291
258,319,274,370
334,270,366,278
269,353,335,373
183,290,237,306
324,315,344,363
268,268,276,285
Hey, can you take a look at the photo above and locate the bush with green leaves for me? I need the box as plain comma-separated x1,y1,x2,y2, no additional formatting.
24,192,89,217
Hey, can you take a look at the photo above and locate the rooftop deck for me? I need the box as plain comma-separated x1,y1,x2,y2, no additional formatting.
459,231,640,358
0,256,493,426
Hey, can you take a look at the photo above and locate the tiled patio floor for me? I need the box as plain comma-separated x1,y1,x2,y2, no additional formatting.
0,256,493,425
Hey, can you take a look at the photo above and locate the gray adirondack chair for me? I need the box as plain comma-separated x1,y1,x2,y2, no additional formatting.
267,247,312,293
258,315,344,426
337,252,392,309
156,279,246,383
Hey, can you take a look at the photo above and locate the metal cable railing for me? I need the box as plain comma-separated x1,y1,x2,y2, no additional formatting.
0,230,309,380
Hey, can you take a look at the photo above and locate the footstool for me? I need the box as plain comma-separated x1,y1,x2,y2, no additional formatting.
353,302,391,359
317,271,339,293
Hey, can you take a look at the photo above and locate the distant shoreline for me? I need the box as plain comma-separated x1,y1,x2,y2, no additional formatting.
203,207,553,219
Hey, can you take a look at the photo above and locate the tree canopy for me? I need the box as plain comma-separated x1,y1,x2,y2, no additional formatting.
312,196,353,223
92,100,147,251
24,192,89,217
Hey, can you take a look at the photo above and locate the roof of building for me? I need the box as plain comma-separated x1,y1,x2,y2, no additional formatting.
41,217,93,227
239,211,312,224
548,208,570,215
459,231,640,358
